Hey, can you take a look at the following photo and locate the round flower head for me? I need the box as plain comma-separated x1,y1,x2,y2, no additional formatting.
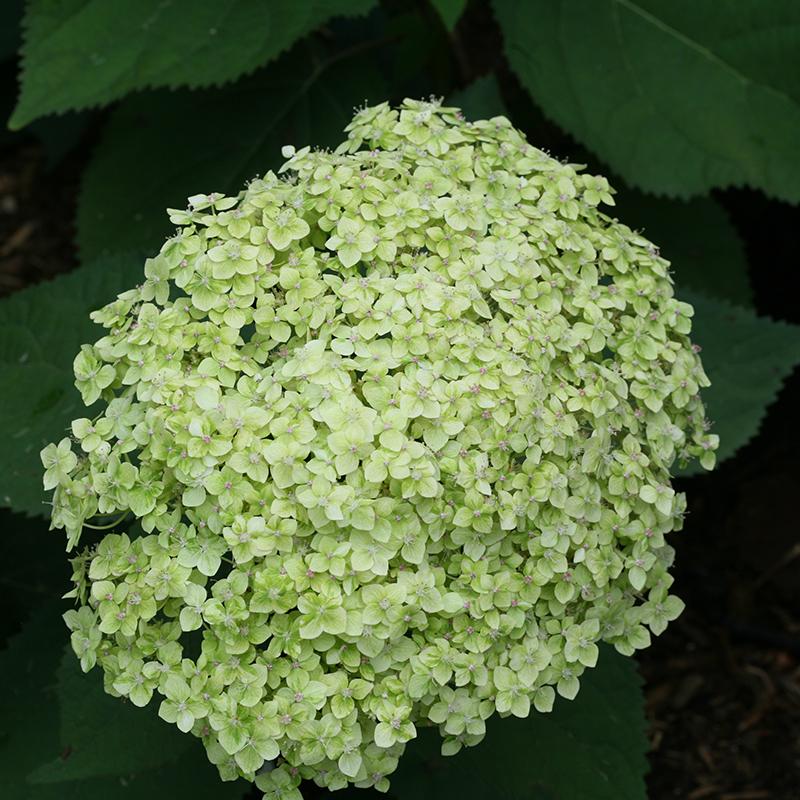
44,97,717,797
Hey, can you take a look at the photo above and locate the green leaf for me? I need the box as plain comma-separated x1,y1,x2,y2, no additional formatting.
0,253,144,516
684,290,800,467
0,607,248,799
28,751,249,800
611,192,752,306
448,73,507,120
76,45,388,260
493,0,800,202
430,0,468,30
0,509,70,649
0,605,64,800
391,647,647,800
30,648,193,782
10,0,377,129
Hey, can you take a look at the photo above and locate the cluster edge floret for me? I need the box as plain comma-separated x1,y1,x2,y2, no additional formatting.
42,97,717,799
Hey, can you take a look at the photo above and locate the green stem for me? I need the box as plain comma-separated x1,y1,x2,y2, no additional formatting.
83,512,130,531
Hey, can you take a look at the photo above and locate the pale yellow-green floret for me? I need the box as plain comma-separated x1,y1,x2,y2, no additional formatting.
43,97,717,799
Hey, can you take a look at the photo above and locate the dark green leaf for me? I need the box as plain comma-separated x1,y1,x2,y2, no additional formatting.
448,73,507,120
378,8,447,97
0,0,23,61
391,647,647,800
0,605,64,800
611,192,752,306
28,750,249,800
77,45,387,260
0,606,248,799
30,649,193,782
430,0,468,30
493,0,800,202
10,0,376,129
0,253,144,516
0,509,70,649
29,110,92,168
684,291,800,466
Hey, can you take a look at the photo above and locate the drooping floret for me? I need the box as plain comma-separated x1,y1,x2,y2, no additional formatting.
43,97,717,799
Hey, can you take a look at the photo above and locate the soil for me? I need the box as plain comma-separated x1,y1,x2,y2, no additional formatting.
2,72,798,800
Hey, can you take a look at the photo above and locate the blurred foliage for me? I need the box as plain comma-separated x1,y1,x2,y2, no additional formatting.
430,0,468,30
1,0,799,798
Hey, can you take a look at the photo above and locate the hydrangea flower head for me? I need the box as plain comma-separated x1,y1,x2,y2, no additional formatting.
43,97,717,797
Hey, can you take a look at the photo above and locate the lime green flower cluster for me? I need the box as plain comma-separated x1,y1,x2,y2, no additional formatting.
43,98,717,798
